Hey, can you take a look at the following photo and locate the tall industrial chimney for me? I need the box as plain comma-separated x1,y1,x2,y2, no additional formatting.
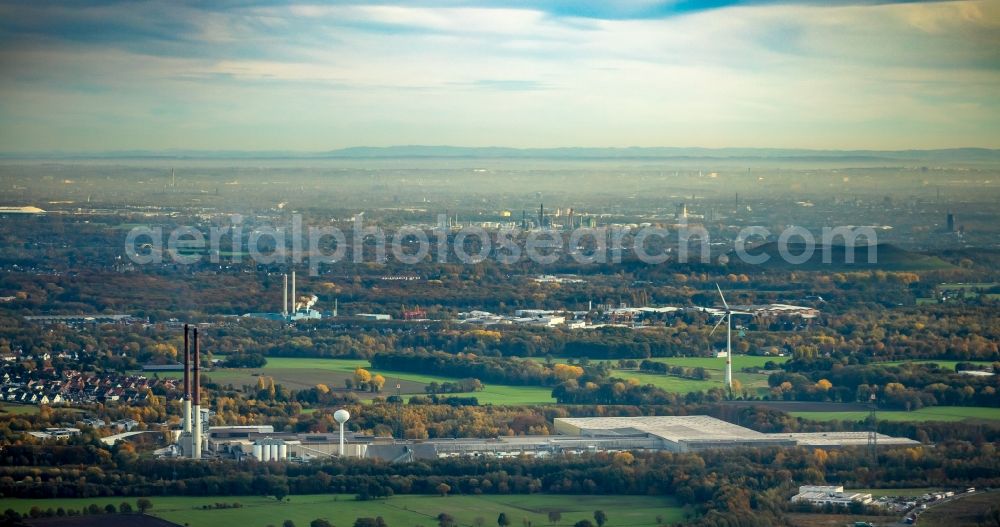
183,324,191,434
291,270,296,314
283,274,288,317
192,328,202,459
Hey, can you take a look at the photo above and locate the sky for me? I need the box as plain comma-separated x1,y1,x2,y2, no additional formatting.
0,0,998,152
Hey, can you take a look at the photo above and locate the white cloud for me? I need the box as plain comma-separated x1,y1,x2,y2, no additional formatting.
0,0,997,151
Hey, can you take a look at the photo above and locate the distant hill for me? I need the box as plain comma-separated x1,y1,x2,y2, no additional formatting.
3,146,999,164
730,242,953,271
320,146,1000,163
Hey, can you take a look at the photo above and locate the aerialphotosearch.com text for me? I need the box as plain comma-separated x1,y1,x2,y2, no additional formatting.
125,214,879,276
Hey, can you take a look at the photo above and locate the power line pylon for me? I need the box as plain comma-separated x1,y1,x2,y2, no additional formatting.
866,390,878,466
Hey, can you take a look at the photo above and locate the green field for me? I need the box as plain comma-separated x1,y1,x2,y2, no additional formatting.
190,357,556,406
612,355,788,396
152,355,795,407
0,493,686,527
523,355,787,396
880,359,995,370
0,403,41,416
790,406,1000,422
148,354,998,406
641,356,789,370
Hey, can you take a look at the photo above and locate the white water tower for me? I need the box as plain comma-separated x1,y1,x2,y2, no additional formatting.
334,409,351,457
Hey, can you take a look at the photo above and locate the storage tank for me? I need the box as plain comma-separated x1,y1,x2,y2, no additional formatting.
278,443,288,460
269,443,279,461
252,443,263,462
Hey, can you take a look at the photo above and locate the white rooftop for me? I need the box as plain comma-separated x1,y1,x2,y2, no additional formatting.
774,432,920,447
556,416,921,448
556,415,768,442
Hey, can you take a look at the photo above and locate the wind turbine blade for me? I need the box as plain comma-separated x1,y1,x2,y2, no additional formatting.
730,310,753,315
716,283,729,310
709,315,725,336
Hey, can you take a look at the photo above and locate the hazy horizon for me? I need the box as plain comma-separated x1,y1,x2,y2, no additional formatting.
2,144,999,157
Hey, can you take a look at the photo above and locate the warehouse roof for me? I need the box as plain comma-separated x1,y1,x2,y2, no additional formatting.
555,415,768,442
770,432,920,447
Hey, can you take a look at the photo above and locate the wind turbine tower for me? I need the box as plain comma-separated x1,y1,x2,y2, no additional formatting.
709,284,752,393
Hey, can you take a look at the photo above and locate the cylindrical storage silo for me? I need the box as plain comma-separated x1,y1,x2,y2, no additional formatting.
278,443,288,460
269,443,279,461
252,443,263,461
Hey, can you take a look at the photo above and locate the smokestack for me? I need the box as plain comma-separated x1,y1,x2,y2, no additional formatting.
291,270,296,313
283,274,288,317
183,324,191,434
192,328,202,459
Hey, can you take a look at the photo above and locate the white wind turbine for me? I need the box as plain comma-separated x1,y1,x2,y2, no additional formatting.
709,284,753,394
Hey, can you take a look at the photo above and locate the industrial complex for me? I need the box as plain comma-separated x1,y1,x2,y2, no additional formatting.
164,324,917,462
242,270,324,322
168,413,919,462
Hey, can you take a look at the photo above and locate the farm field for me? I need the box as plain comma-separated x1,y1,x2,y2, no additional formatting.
641,355,789,370
527,355,788,370
190,357,556,405
790,406,1000,422
172,355,793,405
879,359,994,370
613,355,789,396
0,493,687,527
0,403,41,416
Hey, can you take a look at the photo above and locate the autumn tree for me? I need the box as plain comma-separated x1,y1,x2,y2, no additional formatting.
354,368,372,390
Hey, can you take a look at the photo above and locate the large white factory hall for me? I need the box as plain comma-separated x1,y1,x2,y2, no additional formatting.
170,415,918,463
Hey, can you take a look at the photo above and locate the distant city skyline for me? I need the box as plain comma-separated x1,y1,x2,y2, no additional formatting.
0,0,998,152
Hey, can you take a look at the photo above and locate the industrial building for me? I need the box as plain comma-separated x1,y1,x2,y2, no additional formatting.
790,485,873,507
186,415,919,463
552,416,919,452
195,426,663,462
554,415,796,451
24,314,135,325
0,206,45,214
197,426,374,461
